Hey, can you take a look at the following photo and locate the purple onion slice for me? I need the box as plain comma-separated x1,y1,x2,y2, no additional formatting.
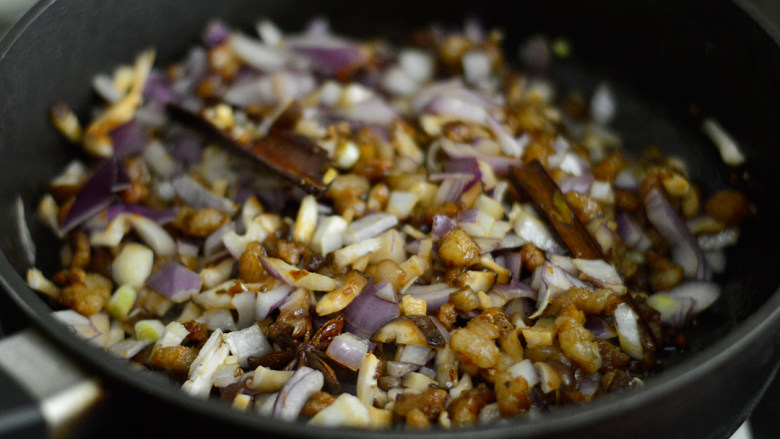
110,121,149,158
644,187,711,280
342,281,400,339
145,262,203,303
326,332,370,371
60,156,121,234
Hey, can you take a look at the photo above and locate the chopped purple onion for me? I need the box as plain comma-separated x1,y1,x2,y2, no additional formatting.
202,19,232,48
326,332,370,371
558,173,594,195
644,187,711,280
491,281,536,300
110,121,149,158
342,281,400,339
172,175,238,216
404,283,458,312
616,212,653,252
585,316,618,339
290,41,366,76
59,156,122,234
432,214,457,238
106,203,177,225
145,262,203,303
272,367,323,421
256,284,295,321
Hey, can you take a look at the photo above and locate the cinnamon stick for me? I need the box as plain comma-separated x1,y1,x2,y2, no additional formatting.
167,103,331,194
509,160,603,259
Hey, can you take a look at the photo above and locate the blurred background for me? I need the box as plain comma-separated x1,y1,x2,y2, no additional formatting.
0,1,777,438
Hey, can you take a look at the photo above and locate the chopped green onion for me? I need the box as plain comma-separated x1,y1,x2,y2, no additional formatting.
134,319,166,342
106,284,136,321
552,38,571,58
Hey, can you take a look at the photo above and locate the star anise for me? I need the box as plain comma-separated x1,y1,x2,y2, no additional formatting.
248,314,345,393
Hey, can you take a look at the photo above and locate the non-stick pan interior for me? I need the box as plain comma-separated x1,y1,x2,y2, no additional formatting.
0,1,778,438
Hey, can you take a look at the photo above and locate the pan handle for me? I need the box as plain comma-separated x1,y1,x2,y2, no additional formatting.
0,328,105,439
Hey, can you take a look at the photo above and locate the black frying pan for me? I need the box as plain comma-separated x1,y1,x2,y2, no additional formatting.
0,0,778,438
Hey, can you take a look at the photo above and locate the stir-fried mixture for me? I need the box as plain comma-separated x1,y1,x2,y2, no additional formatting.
27,17,752,429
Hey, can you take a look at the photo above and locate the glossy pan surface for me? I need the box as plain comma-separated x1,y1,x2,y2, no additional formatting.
0,1,778,438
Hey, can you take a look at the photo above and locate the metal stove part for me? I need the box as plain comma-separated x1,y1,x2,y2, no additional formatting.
0,329,104,439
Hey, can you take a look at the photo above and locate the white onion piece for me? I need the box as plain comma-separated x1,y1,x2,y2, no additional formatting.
222,219,269,260
702,118,746,166
203,222,235,259
590,82,616,126
326,332,370,371
112,242,154,290
333,231,389,267
512,208,566,254
399,49,434,83
614,168,640,190
177,238,199,258
508,359,539,388
373,281,397,303
462,50,492,84
197,309,238,332
255,392,279,417
256,19,283,46
343,212,398,245
52,309,101,342
486,116,525,158
336,98,399,126
697,228,740,251
311,215,347,256
425,95,489,124
172,175,238,216
386,361,419,378
184,329,231,397
572,259,626,294
90,213,176,257
396,344,431,366
155,321,189,348
223,74,274,107
648,281,720,327
199,258,235,289
92,73,122,103
589,180,615,203
223,324,272,368
142,140,178,178
492,282,536,300
230,33,288,72
613,302,643,360
386,191,419,219
231,290,257,329
212,363,242,388
192,280,235,309
259,256,337,291
272,367,324,421
26,268,60,298
559,152,590,176
382,66,419,96
308,393,370,427
108,338,153,359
